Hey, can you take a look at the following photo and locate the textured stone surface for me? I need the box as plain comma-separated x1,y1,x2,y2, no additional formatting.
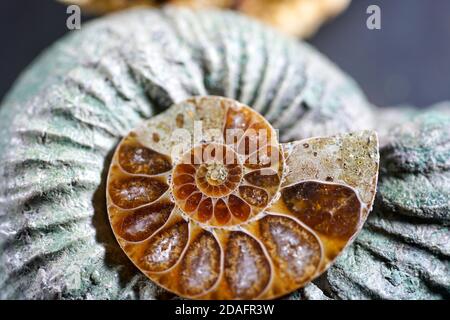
307,105,450,300
0,7,447,300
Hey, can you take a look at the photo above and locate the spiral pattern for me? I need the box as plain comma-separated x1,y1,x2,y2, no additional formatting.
106,96,379,299
170,100,283,227
0,7,444,301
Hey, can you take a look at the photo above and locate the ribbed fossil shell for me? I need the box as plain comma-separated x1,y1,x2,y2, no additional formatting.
0,7,447,300
106,96,378,299
58,0,351,37
299,106,450,300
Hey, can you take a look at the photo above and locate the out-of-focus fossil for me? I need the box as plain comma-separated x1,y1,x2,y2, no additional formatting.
58,0,351,37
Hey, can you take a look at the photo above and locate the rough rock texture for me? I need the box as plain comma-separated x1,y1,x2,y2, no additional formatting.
0,7,447,300
304,106,450,300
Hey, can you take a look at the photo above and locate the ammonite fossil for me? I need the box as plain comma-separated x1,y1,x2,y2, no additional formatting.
106,96,379,299
1,8,448,300
58,0,351,37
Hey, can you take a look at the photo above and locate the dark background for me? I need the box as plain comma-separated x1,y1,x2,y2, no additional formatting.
1,0,449,108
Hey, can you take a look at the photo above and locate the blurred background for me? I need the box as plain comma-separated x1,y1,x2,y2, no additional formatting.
0,0,449,108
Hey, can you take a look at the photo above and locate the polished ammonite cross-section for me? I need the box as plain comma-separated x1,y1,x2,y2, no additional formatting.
106,96,379,299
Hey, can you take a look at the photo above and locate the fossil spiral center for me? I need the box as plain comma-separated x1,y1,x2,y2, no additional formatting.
188,144,243,198
204,162,228,185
